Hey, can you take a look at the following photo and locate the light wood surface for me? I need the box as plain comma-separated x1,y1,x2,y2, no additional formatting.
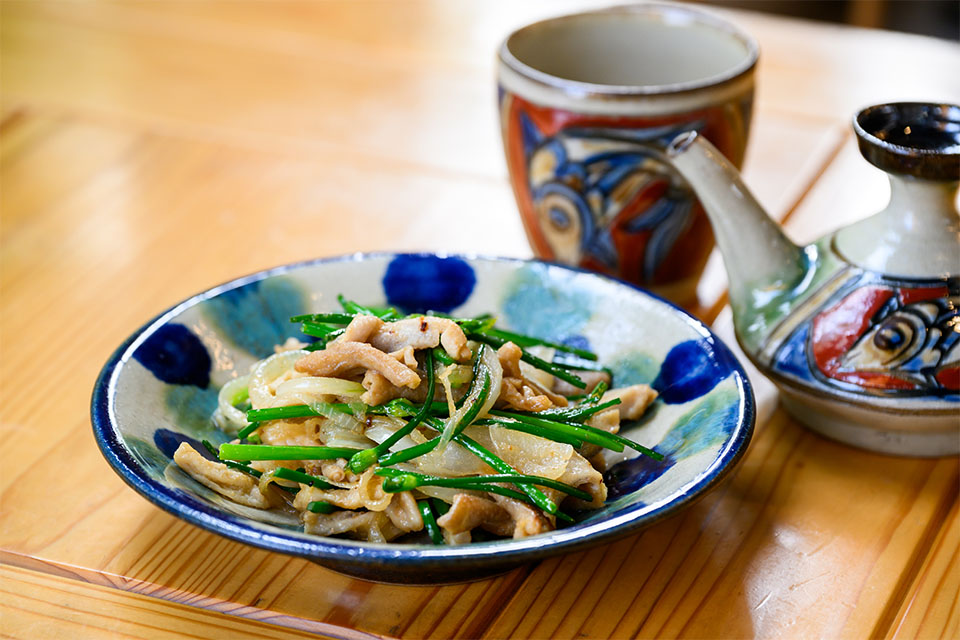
1,2,958,639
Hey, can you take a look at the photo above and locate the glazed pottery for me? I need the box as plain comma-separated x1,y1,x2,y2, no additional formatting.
92,253,754,584
665,102,960,456
498,3,757,304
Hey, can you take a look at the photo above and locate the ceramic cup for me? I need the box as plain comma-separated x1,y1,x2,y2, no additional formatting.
498,3,758,304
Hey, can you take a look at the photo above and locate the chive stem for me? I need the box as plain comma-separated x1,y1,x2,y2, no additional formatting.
480,327,597,361
307,501,338,514
476,418,584,448
516,397,621,423
547,357,613,375
377,436,441,467
376,468,592,501
488,410,624,451
431,347,456,366
348,350,436,473
452,433,559,516
468,332,586,389
430,498,450,517
300,322,343,339
419,501,444,545
272,466,334,489
290,312,355,324
237,421,260,440
219,444,360,461
246,402,353,422
338,295,400,320
201,440,262,477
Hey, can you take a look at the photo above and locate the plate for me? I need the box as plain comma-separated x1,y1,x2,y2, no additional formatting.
91,253,755,584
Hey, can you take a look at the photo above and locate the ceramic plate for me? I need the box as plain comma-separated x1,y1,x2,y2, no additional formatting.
91,253,755,584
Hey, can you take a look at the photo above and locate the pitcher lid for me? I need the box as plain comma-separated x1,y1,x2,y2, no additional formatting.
854,102,960,181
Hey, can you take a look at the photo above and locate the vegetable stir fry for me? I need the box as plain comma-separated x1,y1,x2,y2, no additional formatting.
173,296,662,544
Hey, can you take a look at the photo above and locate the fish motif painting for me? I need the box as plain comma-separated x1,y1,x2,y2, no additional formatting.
811,283,959,395
501,92,751,294
769,267,960,400
523,118,698,283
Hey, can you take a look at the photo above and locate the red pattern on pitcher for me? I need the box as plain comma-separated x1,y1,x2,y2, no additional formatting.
810,283,959,392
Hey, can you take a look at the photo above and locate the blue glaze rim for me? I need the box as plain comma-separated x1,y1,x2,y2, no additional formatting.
91,252,755,567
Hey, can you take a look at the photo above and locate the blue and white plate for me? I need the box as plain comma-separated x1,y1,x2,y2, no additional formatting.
91,253,755,584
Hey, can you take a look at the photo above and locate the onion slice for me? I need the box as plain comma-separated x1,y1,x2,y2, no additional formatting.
213,374,250,435
248,350,308,408
275,376,364,401
438,344,502,449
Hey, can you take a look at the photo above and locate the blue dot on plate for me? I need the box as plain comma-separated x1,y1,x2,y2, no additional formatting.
153,429,214,460
653,338,733,404
134,323,211,388
383,255,476,313
605,452,674,500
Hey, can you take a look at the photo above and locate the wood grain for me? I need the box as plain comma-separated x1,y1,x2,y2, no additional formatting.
0,564,353,639
483,411,959,639
887,501,960,640
1,2,958,639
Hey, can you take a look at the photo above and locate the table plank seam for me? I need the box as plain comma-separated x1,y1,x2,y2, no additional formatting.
870,473,960,639
445,568,533,640
0,551,381,640
914,523,960,635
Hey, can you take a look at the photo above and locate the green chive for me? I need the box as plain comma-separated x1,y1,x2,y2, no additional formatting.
430,498,450,517
272,466,334,489
476,418,584,448
375,469,592,501
199,442,296,495
493,409,661,460
201,440,262,478
300,321,343,339
431,347,456,366
488,410,624,451
585,380,609,403
454,316,497,333
419,501,444,545
348,349,437,473
337,295,400,320
519,397,621,423
548,357,613,376
246,402,355,422
468,332,586,389
377,436,441,467
218,444,360,461
307,501,337,514
452,434,560,516
290,312,355,324
480,327,597,361
237,421,260,440
438,345,492,447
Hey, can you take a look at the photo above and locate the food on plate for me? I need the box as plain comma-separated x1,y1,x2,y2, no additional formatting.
173,295,662,544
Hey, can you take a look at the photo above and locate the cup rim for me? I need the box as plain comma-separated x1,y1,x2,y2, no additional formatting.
498,2,759,98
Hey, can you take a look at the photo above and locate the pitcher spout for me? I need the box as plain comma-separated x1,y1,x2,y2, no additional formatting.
666,131,810,352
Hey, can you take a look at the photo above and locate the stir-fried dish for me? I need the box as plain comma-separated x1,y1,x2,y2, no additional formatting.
173,296,662,544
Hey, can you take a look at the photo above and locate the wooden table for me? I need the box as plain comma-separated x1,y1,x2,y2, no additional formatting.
2,2,958,638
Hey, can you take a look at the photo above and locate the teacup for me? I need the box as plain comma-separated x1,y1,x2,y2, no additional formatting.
498,3,758,304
